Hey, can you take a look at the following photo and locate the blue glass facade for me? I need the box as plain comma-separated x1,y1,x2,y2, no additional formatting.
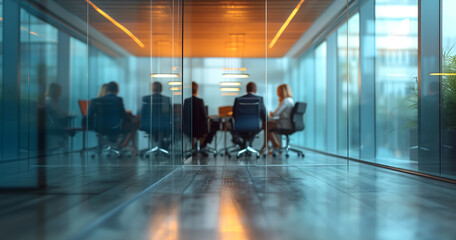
0,0,455,184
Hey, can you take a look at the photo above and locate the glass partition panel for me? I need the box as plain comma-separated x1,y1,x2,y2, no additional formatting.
315,41,327,152
441,0,456,179
374,0,418,167
338,13,360,158
183,0,266,165
267,0,348,165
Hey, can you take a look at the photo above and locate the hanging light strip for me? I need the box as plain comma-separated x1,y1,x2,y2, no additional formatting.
222,73,249,78
220,82,242,86
170,87,182,91
222,68,247,71
220,87,240,92
86,0,145,48
430,73,456,76
221,92,239,96
151,73,180,78
167,81,182,86
269,0,306,48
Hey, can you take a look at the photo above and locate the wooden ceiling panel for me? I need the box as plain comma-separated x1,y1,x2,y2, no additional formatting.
54,0,334,57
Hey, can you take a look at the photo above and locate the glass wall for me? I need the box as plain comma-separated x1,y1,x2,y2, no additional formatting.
374,0,418,165
0,0,182,188
3,0,456,182
441,0,456,178
314,42,328,152
337,13,360,158
283,0,456,181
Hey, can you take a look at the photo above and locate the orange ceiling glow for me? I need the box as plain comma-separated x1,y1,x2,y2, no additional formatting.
269,0,306,48
55,0,334,57
86,0,145,48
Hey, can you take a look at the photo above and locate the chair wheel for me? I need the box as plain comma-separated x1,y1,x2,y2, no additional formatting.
285,154,290,158
272,153,277,157
256,155,260,159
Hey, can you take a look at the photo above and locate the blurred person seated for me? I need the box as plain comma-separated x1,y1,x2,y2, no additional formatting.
260,83,294,154
45,82,71,128
139,81,171,156
88,82,127,154
231,81,266,149
183,81,216,156
44,82,75,150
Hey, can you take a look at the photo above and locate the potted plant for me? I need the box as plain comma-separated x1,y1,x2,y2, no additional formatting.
441,46,456,173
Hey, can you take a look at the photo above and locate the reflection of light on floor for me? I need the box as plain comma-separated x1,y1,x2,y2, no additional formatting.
218,189,248,240
148,205,179,240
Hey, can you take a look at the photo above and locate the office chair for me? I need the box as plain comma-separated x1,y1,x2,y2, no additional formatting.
232,98,262,158
271,102,306,158
182,99,216,157
140,98,171,158
92,101,124,157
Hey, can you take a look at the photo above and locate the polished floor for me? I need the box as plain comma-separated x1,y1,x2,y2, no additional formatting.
1,152,456,239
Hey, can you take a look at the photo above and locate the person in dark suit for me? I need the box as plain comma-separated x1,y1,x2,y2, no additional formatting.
141,81,172,112
87,81,126,130
233,81,266,121
87,81,129,151
140,81,172,148
231,82,266,148
183,82,209,146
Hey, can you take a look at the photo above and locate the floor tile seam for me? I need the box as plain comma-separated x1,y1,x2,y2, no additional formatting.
345,164,456,190
0,195,54,216
245,166,277,228
69,167,181,240
180,168,203,194
76,169,165,197
298,164,456,205
294,165,356,192
294,165,379,211
265,163,347,167
267,165,304,180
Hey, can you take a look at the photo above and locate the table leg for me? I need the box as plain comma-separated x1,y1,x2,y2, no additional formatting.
224,118,228,155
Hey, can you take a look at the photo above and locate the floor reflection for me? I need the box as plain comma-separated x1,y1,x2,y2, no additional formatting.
218,189,248,240
2,154,456,239
148,204,179,240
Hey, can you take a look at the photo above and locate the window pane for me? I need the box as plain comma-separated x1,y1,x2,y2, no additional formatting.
315,42,327,151
338,13,360,158
441,0,456,178
375,0,418,165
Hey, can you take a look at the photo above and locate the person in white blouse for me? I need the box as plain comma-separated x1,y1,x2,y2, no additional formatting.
260,84,294,154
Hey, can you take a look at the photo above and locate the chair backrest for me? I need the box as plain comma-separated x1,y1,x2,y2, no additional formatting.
218,106,233,116
182,98,192,137
93,101,123,134
233,98,261,132
78,100,90,117
291,102,307,132
140,97,171,133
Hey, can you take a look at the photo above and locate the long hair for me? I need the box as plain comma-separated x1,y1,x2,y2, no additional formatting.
277,84,293,102
97,84,108,98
